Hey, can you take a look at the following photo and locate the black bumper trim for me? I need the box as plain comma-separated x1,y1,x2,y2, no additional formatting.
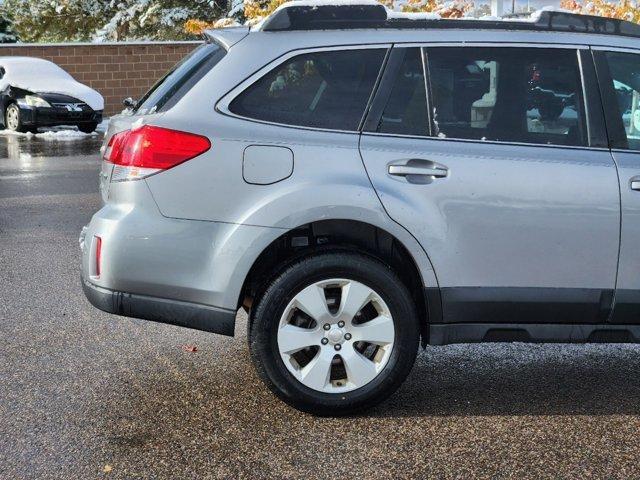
82,278,236,336
19,105,102,127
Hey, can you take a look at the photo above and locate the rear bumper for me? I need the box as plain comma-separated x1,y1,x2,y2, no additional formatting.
82,277,236,335
79,177,287,336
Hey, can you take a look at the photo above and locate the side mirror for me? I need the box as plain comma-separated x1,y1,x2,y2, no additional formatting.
122,97,136,109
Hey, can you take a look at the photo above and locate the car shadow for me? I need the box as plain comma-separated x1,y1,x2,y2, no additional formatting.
370,342,640,417
95,332,640,430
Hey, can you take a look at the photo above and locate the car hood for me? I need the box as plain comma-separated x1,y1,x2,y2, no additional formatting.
5,78,104,111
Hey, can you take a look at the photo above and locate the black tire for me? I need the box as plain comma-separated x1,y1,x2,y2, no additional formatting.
78,122,98,134
4,103,29,133
249,251,420,416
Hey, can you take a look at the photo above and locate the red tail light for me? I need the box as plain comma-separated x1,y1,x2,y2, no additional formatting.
104,125,211,181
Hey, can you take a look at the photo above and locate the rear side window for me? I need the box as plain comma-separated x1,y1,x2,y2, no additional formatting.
427,47,587,146
601,51,640,150
377,48,429,136
229,49,386,131
135,43,225,115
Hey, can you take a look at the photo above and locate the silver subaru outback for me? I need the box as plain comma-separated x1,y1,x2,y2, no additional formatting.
81,2,640,414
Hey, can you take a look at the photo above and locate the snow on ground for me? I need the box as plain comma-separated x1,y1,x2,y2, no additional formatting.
0,118,110,141
35,130,98,140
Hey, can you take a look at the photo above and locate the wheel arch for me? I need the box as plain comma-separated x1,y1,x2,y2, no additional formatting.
239,218,439,346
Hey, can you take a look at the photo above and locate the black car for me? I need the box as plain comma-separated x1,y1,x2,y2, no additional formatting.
0,57,103,133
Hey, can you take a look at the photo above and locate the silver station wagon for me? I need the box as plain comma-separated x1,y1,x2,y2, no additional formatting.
81,2,640,414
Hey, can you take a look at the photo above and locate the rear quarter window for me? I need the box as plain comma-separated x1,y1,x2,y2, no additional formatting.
135,43,226,115
229,48,387,131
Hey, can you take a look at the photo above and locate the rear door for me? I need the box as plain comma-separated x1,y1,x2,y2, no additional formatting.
593,48,640,324
359,44,620,325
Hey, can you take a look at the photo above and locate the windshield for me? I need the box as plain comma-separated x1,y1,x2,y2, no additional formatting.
134,43,226,115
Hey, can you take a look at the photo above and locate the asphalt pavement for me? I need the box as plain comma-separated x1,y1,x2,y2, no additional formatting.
2,132,640,479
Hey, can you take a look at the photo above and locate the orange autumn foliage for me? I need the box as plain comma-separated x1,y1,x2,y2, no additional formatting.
560,0,640,23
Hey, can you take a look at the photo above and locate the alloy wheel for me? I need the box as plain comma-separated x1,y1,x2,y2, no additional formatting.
277,278,395,393
6,105,19,131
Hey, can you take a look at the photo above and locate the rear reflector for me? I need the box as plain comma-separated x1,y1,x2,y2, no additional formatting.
103,125,211,181
94,236,102,277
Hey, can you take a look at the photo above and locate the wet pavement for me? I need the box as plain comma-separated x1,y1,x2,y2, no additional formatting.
2,133,640,479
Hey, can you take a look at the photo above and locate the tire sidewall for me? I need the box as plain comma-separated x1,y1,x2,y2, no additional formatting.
78,123,98,133
250,252,420,414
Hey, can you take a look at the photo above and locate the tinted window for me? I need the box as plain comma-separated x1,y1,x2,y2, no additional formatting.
602,51,640,150
230,49,386,130
135,43,225,115
377,48,429,136
427,47,587,146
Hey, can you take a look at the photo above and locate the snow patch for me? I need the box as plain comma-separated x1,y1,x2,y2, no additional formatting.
271,0,381,13
387,10,441,20
0,57,104,111
523,6,575,22
0,130,35,138
262,0,383,26
474,6,572,23
213,17,241,28
35,130,98,140
0,119,109,140
96,118,110,133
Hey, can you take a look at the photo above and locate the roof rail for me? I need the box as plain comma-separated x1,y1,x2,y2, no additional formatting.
260,2,640,38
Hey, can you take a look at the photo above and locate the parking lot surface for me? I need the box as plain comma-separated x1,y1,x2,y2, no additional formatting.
2,133,640,479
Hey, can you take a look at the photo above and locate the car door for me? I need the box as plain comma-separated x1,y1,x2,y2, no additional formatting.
593,48,640,325
359,45,620,326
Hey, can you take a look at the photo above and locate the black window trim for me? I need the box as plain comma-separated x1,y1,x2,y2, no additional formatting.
363,46,412,132
363,45,434,136
579,48,609,148
134,42,226,115
363,41,609,151
216,43,393,135
591,46,640,152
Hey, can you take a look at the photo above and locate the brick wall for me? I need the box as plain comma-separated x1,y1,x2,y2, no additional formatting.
0,42,201,115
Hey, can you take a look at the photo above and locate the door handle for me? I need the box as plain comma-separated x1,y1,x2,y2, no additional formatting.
388,165,448,178
632,180,640,191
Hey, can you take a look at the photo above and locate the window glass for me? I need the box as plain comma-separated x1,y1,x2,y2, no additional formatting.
135,43,225,115
427,47,587,146
230,49,386,131
603,51,640,150
377,48,428,136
